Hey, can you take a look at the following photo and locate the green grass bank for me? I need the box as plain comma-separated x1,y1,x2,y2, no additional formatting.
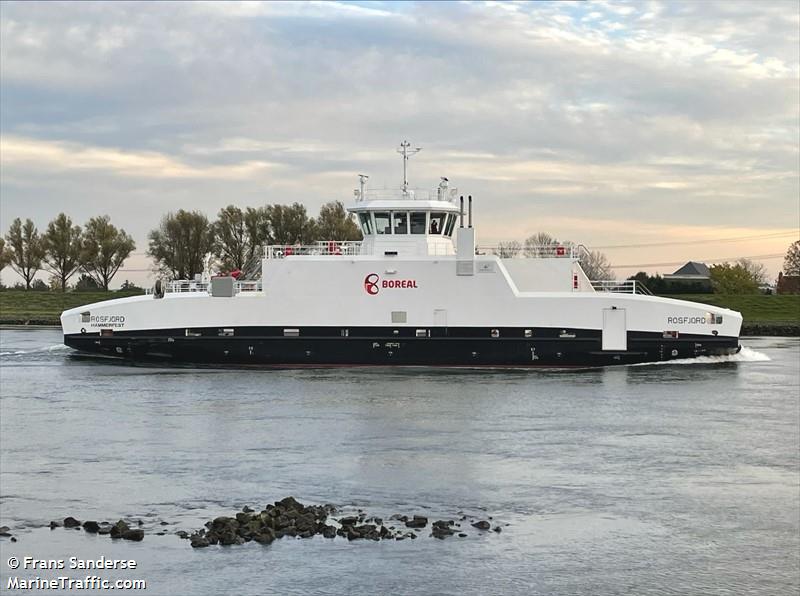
0,290,797,335
0,290,144,326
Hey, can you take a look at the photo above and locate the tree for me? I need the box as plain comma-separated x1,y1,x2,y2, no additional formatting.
709,262,759,294
244,206,272,257
148,210,213,280
494,240,522,258
784,240,800,276
523,232,559,257
736,258,767,286
267,203,316,245
212,205,248,271
81,215,136,290
5,218,45,289
0,238,11,271
580,249,614,280
42,213,83,291
314,201,362,241
74,273,100,292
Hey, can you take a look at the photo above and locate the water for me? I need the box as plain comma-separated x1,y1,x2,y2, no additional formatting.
0,328,798,595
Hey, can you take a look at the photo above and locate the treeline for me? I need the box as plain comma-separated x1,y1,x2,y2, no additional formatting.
0,201,360,291
148,202,359,280
628,259,770,295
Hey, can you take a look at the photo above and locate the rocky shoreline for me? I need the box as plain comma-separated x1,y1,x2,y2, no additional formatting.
7,497,504,549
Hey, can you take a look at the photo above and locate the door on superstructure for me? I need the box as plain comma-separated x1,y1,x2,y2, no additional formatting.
602,308,627,351
434,309,447,328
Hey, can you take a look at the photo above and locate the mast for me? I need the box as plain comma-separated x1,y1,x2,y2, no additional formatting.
397,140,421,195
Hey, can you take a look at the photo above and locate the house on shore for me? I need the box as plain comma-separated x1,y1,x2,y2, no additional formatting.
663,261,712,293
777,272,800,294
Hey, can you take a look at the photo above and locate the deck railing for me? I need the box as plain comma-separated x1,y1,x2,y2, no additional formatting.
478,244,580,259
265,241,363,259
146,280,263,295
590,280,652,295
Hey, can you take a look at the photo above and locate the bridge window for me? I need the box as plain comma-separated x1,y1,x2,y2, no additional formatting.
392,212,408,234
358,213,373,235
410,212,427,234
374,212,391,235
429,212,446,235
444,213,457,236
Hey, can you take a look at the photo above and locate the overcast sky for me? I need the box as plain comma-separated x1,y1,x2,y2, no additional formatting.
1,0,798,287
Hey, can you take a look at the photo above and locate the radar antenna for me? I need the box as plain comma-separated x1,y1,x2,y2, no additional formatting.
357,174,369,202
397,140,421,194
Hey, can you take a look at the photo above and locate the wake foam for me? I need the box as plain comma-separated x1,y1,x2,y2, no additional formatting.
0,344,70,357
632,346,770,366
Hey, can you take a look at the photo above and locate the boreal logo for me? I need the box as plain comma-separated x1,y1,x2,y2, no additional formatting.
363,273,419,295
364,273,380,295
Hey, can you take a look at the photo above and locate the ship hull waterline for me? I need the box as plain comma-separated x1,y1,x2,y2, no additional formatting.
64,327,740,368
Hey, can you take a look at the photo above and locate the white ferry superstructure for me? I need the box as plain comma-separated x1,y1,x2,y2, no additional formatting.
61,144,742,367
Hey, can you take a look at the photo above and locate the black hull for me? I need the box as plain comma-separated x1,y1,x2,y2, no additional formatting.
64,326,740,368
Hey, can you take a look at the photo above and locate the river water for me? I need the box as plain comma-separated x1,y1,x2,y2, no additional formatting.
0,328,798,595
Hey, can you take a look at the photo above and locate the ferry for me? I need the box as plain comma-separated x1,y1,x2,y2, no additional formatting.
60,143,742,367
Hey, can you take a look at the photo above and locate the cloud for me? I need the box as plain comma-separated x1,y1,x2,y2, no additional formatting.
1,135,282,179
0,0,797,286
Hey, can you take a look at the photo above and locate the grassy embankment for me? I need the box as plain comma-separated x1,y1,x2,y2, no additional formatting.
0,290,798,335
0,290,144,326
661,294,799,336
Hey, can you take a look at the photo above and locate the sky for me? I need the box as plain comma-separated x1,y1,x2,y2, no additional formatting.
1,0,798,288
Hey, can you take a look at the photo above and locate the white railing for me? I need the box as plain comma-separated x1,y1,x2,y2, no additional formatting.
265,241,363,259
355,188,459,202
590,280,652,295
146,280,263,295
478,244,579,259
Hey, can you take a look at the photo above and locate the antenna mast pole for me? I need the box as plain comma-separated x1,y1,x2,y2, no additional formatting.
397,140,421,194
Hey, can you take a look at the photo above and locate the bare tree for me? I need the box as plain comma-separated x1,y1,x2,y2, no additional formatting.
81,216,136,290
5,218,45,289
736,258,767,285
580,249,614,280
494,240,522,258
784,240,800,276
523,232,558,257
42,213,83,291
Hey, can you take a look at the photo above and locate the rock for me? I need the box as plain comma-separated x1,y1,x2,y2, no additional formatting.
190,535,210,548
276,496,302,511
338,516,358,527
235,512,253,525
242,506,254,513
471,520,491,530
63,517,81,528
175,531,189,539
321,525,337,539
49,521,61,529
83,521,100,533
122,529,144,541
10,537,17,542
431,520,456,539
110,520,130,539
0,526,11,536
137,520,143,526
458,533,467,538
160,521,170,526
405,516,428,529
493,526,502,533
